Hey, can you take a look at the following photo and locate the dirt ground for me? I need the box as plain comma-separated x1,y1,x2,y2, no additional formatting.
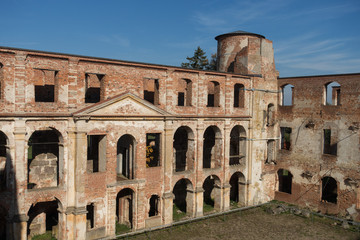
118,207,360,240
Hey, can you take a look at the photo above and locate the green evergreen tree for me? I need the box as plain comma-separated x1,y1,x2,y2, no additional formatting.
181,46,209,70
206,53,217,70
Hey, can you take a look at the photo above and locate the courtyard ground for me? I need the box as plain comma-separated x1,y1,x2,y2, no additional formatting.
117,204,360,240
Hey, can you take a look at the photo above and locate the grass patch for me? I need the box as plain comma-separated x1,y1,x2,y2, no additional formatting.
173,204,187,222
32,231,56,240
230,200,239,209
116,223,131,235
203,202,215,213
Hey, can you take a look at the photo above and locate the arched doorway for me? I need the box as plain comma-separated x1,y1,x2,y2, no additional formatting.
117,135,135,180
203,126,222,169
203,175,221,212
322,176,337,204
27,200,61,239
173,178,194,219
229,172,246,207
173,126,195,172
116,188,134,229
278,169,293,194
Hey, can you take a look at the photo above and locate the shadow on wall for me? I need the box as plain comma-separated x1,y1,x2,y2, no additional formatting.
0,130,20,239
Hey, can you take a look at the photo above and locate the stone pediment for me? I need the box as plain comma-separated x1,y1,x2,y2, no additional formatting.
73,92,171,117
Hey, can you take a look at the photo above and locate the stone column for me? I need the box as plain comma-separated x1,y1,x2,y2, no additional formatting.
71,126,88,240
194,187,204,217
12,214,28,240
73,207,87,240
222,184,231,211
213,184,223,211
163,121,174,192
186,189,196,217
162,192,174,225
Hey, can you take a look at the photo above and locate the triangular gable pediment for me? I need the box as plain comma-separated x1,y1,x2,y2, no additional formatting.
73,92,171,117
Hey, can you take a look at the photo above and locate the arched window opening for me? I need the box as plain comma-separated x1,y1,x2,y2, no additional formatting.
203,175,221,212
229,172,246,207
173,179,194,219
144,78,159,105
203,126,222,169
148,195,160,217
325,82,340,106
207,81,220,107
85,73,104,103
229,126,246,165
0,132,8,190
267,104,275,126
27,200,60,239
278,169,292,194
117,134,135,180
281,84,294,106
322,177,337,204
234,84,245,108
173,127,195,172
177,79,192,106
28,129,62,189
116,188,134,229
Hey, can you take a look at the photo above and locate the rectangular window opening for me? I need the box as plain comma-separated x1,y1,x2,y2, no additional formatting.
146,133,160,167
86,203,95,229
323,129,337,155
178,92,185,106
144,79,159,105
87,135,106,172
280,127,292,150
85,73,104,103
35,85,55,102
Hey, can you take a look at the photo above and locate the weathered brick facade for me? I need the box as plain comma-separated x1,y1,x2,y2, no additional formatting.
0,31,358,239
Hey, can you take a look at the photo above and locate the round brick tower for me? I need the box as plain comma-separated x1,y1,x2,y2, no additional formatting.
215,31,275,77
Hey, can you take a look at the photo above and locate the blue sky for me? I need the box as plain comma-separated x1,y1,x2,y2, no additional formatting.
1,0,359,77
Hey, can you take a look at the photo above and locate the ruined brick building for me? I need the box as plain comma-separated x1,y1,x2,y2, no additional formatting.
0,31,358,239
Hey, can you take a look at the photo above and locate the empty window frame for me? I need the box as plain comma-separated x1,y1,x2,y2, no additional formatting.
144,78,159,105
267,104,275,126
280,127,292,150
86,203,95,229
207,81,220,107
281,84,294,106
177,79,192,106
146,133,160,167
87,135,106,173
266,140,275,163
323,129,337,155
324,82,341,106
148,195,160,217
34,69,58,102
278,169,292,194
85,73,104,103
234,84,245,108
321,177,337,204
229,126,246,165
27,129,61,189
